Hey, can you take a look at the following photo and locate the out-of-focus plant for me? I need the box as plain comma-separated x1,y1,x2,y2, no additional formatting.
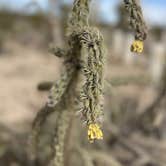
123,0,147,53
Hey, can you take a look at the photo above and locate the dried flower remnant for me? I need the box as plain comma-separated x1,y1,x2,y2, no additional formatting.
88,123,103,143
130,40,143,53
123,0,148,53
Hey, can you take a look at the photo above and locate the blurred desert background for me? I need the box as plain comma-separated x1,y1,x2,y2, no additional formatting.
0,0,166,166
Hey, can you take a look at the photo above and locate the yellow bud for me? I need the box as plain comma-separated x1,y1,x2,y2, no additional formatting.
87,123,103,143
130,40,144,53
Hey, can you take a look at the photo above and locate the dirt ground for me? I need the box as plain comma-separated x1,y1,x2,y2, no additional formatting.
0,40,63,132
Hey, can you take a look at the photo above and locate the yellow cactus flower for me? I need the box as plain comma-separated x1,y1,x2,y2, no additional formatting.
130,40,144,53
88,123,103,143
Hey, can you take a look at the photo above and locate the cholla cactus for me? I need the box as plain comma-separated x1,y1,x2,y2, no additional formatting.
52,110,71,166
48,0,105,145
78,27,105,142
124,0,148,53
31,0,147,165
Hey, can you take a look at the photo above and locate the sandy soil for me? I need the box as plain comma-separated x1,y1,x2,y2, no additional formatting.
0,41,62,132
